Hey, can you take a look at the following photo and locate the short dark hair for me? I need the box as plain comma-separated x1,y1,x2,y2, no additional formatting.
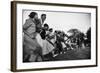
44,23,49,27
49,28,53,31
41,14,46,17
55,30,57,33
29,12,37,18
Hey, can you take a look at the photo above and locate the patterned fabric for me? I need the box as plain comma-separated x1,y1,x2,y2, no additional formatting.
23,18,36,38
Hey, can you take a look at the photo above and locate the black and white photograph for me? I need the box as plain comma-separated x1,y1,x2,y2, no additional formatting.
23,10,91,62
11,1,97,72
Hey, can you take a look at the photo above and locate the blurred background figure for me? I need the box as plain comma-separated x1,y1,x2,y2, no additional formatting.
41,14,46,25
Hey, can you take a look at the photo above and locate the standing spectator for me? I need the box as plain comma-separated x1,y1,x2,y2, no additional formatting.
40,14,46,25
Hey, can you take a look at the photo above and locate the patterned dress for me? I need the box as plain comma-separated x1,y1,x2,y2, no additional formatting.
23,18,42,62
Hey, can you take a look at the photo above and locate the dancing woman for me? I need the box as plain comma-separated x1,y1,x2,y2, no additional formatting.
23,12,43,62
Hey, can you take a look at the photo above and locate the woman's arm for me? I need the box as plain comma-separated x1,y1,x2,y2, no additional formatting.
23,19,32,30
